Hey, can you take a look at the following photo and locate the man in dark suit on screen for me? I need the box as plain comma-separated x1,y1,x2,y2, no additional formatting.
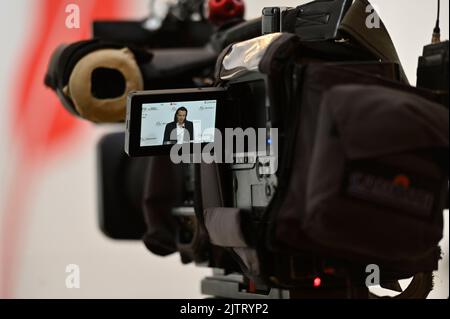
163,106,194,145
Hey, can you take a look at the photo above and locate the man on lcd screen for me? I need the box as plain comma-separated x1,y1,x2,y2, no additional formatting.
163,106,194,145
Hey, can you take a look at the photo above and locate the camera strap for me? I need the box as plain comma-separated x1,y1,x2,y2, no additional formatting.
282,0,352,41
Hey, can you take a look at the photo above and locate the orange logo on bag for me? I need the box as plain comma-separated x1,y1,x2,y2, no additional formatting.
393,175,411,188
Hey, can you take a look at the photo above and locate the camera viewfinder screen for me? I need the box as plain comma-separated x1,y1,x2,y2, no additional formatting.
140,100,217,147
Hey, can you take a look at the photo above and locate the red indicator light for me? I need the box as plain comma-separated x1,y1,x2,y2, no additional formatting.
313,277,322,288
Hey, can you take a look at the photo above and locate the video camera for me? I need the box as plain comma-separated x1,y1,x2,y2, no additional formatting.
46,0,449,299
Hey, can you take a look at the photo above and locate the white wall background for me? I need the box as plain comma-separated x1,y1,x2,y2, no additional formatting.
0,0,448,299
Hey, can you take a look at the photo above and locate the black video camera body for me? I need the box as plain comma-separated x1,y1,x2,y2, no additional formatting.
56,0,449,299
